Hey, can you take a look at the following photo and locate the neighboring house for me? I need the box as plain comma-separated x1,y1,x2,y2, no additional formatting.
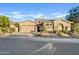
18,19,72,33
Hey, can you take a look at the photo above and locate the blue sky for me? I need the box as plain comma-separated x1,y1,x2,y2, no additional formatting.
0,3,79,22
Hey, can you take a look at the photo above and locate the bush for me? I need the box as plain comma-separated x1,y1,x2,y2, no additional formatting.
39,26,45,32
72,23,79,33
53,31,56,33
1,28,8,33
9,28,15,33
63,30,69,34
54,30,62,34
31,31,34,33
58,31,64,36
35,32,41,36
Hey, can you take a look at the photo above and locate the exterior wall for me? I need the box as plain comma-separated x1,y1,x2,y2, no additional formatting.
53,20,71,31
20,25,35,32
19,21,36,33
35,19,43,24
43,21,53,31
18,19,71,33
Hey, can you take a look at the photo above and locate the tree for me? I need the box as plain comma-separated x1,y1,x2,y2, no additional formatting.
0,16,10,27
15,23,20,32
0,16,11,33
66,5,79,23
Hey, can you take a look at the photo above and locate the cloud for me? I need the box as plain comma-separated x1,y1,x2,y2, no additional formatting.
52,13,69,19
31,14,48,19
9,11,27,19
8,12,69,22
0,13,4,15
9,11,47,19
0,11,69,22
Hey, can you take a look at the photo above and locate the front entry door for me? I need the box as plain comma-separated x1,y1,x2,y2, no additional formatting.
37,24,43,32
37,26,41,32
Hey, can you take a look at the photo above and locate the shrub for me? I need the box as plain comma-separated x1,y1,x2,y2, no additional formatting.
48,31,53,33
1,28,8,33
63,30,69,34
9,27,15,33
31,31,34,33
39,26,45,32
72,23,79,33
54,30,62,34
58,31,64,36
53,31,56,33
35,32,41,36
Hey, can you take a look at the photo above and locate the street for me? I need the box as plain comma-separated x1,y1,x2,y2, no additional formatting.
0,35,55,55
0,35,79,55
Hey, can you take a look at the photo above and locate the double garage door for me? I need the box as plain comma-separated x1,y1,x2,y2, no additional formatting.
20,25,35,32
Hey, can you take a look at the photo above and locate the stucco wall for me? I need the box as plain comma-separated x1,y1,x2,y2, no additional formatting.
44,21,53,31
53,20,71,31
19,21,36,32
19,19,71,33
20,25,35,32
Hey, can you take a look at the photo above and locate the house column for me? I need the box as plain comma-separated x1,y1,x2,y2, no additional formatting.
34,25,37,32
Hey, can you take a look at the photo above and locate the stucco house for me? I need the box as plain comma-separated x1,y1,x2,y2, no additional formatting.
18,18,72,33
19,20,36,32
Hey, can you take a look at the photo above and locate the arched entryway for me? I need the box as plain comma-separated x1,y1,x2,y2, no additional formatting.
57,24,64,31
37,24,43,32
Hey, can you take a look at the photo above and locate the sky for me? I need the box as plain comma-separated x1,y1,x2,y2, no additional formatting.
0,3,79,22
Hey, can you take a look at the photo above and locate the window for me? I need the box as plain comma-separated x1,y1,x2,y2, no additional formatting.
39,22,40,23
65,26,68,30
50,24,52,26
46,24,49,26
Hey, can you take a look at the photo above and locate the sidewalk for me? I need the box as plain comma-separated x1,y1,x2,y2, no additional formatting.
0,33,11,37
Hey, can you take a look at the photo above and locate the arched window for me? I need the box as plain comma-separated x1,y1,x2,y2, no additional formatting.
57,23,64,31
65,26,68,30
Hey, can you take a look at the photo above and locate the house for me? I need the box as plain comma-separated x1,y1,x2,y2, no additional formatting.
53,19,72,31
19,20,36,32
18,18,72,33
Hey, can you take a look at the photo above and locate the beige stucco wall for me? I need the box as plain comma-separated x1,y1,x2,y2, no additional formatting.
18,19,72,33
35,19,43,24
53,19,71,31
20,21,36,32
20,25,35,32
44,21,53,31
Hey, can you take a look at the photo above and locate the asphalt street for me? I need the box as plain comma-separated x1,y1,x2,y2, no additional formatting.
0,35,79,55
